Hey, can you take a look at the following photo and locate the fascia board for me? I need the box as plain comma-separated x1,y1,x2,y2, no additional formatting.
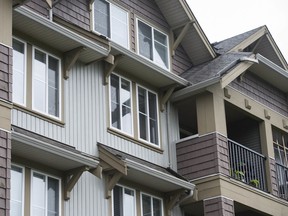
126,159,195,191
15,6,110,56
12,131,99,168
257,54,288,78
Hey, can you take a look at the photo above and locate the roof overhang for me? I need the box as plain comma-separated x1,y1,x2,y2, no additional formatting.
109,42,189,88
11,127,99,171
250,54,288,93
98,144,194,195
13,6,110,64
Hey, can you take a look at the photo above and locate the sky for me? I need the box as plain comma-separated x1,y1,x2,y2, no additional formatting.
186,0,288,62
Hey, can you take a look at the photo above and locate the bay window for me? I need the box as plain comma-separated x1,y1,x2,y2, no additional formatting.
137,20,169,69
12,39,26,106
113,185,136,216
141,193,163,216
94,0,129,48
33,48,60,118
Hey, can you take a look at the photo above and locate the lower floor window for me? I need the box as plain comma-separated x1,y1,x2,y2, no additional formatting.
113,185,136,216
11,165,24,216
141,193,163,216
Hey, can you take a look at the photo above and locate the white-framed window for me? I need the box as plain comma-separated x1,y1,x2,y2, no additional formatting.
11,165,25,216
31,171,61,216
32,47,61,119
110,73,133,135
12,38,26,106
137,86,159,146
93,0,129,48
137,19,169,70
141,193,163,216
113,185,136,216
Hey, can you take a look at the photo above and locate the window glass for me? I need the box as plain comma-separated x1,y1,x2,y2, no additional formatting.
48,177,59,216
138,87,148,141
94,0,128,48
152,198,162,216
110,74,132,135
141,194,163,216
142,194,151,216
113,185,135,216
138,20,169,69
12,39,26,105
48,56,59,117
11,166,24,216
273,127,288,166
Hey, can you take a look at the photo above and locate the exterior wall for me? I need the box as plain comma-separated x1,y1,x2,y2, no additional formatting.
230,72,288,117
12,61,169,167
0,44,12,102
25,0,50,18
176,133,230,180
204,196,234,216
269,157,279,196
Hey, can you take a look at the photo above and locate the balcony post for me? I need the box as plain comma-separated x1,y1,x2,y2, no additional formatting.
259,121,278,196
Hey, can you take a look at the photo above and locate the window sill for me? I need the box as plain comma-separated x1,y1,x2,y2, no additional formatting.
13,104,65,127
107,127,164,154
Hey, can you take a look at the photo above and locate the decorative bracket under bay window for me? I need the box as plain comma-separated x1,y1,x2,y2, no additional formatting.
166,189,190,216
105,170,123,199
64,166,90,200
64,46,85,79
103,54,124,85
160,84,178,112
172,21,194,56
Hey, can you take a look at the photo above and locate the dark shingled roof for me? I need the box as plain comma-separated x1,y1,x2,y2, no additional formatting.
181,52,252,85
213,26,264,54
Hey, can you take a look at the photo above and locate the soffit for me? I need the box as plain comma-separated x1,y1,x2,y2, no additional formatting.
12,127,99,171
154,0,215,65
13,7,109,63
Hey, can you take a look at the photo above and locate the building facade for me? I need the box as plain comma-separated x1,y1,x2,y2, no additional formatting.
1,0,288,216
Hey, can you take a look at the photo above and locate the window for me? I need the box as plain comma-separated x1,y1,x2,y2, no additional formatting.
94,0,129,48
31,171,60,216
12,39,26,106
109,74,160,147
113,185,136,216
11,165,24,216
137,20,169,69
141,193,163,216
137,86,159,145
33,48,60,118
110,74,133,135
273,127,288,166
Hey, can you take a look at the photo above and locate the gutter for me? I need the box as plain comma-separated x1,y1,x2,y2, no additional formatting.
15,6,110,56
12,131,99,168
256,54,288,77
125,159,195,191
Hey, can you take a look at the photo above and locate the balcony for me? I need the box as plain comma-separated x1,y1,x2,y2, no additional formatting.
228,139,267,191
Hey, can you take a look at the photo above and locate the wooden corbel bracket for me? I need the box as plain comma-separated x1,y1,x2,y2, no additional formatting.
103,54,124,85
105,171,123,199
64,46,85,79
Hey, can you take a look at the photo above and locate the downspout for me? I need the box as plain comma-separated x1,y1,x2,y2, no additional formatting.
166,101,172,168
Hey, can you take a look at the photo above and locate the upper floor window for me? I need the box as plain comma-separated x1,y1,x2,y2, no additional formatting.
137,20,169,70
93,0,129,48
109,74,160,147
113,185,136,216
141,193,163,216
273,127,288,166
137,86,159,145
12,39,26,106
110,74,133,135
32,48,60,118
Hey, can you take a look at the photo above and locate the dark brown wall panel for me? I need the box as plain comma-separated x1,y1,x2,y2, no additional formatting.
25,0,50,18
230,72,288,117
0,45,12,101
177,133,229,180
204,197,234,216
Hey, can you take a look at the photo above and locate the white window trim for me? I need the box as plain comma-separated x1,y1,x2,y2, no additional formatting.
11,164,25,216
136,18,170,71
136,84,160,147
32,46,62,120
12,37,27,107
140,192,164,216
112,184,137,216
30,170,62,216
92,0,130,49
109,73,134,137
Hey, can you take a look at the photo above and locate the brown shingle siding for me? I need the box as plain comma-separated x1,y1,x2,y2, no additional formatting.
25,0,50,18
0,44,12,101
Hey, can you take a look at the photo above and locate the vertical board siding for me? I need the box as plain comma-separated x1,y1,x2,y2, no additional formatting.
0,44,12,101
25,0,50,18
176,133,229,180
204,197,234,216
53,0,90,31
12,61,168,166
230,72,288,117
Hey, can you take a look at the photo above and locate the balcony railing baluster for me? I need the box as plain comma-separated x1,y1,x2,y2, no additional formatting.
228,139,267,191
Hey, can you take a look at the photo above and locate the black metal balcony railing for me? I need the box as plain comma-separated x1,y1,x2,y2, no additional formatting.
228,139,267,191
276,163,288,200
